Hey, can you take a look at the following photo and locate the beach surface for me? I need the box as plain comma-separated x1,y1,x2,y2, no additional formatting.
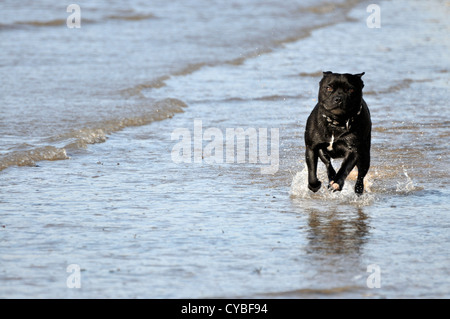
0,0,449,298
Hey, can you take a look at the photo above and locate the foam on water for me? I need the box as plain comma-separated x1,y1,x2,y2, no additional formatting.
0,146,69,170
0,98,187,171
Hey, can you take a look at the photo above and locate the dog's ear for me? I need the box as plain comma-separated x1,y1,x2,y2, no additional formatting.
323,71,333,76
354,72,365,88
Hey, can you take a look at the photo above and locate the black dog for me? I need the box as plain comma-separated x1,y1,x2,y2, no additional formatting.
304,71,371,195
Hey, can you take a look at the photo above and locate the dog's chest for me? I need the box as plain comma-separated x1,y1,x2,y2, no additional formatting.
327,134,335,151
323,127,354,156
326,133,346,153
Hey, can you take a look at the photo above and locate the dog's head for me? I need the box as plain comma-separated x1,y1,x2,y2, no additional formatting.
318,71,365,116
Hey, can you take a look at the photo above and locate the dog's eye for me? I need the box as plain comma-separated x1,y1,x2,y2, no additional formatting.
348,88,354,93
326,86,333,92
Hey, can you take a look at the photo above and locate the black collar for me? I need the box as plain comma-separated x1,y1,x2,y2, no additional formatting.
321,104,363,131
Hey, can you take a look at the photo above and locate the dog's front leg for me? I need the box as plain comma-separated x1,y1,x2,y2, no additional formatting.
318,149,336,183
305,146,321,192
329,151,358,192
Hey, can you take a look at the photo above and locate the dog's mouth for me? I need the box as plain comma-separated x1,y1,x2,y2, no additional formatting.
323,93,361,116
323,101,346,115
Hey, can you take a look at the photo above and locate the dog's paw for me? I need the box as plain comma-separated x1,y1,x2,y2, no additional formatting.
355,180,364,195
329,181,341,192
308,181,322,193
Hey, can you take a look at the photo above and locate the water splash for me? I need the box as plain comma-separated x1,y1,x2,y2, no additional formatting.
289,164,374,206
395,167,417,194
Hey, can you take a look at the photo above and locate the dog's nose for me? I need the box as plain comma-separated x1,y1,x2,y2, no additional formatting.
334,96,343,104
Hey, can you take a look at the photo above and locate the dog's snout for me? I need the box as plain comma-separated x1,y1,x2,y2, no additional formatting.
334,96,343,104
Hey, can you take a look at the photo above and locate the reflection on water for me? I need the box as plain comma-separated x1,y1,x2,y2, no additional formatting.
305,208,369,255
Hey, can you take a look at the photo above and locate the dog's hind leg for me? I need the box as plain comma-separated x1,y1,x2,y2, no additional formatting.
355,151,370,195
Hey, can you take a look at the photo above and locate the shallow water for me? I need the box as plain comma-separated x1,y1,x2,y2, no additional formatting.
1,0,449,298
